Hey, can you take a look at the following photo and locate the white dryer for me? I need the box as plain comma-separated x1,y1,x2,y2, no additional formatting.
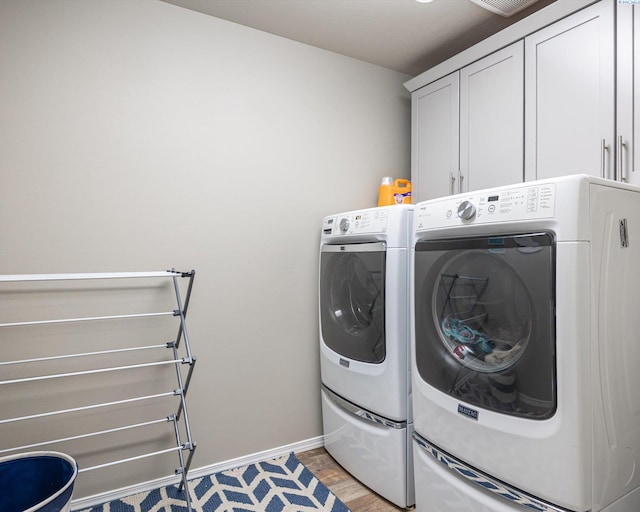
319,204,414,508
410,175,640,512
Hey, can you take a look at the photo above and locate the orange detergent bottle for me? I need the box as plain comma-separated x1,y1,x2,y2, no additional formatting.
378,177,412,206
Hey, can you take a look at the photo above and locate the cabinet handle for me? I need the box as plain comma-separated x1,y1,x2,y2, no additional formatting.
458,171,464,194
601,139,610,179
450,172,456,195
617,135,628,182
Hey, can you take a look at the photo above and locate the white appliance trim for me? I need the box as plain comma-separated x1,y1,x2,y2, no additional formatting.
413,432,570,512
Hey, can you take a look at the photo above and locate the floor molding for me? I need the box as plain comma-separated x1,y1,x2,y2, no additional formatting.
70,436,325,510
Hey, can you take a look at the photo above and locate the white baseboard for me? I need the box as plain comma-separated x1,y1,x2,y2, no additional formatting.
70,436,325,510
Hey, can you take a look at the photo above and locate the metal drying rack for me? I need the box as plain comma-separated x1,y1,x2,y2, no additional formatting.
0,270,197,511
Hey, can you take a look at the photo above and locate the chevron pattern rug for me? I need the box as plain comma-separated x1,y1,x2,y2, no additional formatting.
77,452,350,512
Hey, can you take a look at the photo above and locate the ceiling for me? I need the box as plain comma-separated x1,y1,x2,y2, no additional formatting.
161,0,556,77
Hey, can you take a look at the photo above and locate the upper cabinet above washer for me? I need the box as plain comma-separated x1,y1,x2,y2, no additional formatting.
460,41,524,195
411,72,459,202
616,2,640,186
411,42,523,203
524,1,614,182
524,0,640,185
407,0,620,203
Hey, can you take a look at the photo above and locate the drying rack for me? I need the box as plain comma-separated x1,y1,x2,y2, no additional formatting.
0,270,197,511
439,272,489,327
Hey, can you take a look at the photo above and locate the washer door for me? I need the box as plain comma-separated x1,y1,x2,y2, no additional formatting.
320,242,386,363
414,233,555,419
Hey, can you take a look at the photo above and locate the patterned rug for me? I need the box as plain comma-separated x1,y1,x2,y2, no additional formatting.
77,453,350,512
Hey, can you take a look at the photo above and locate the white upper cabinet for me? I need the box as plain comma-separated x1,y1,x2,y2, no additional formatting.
616,2,640,186
460,41,523,193
409,0,630,199
412,72,459,202
411,41,523,202
524,1,615,181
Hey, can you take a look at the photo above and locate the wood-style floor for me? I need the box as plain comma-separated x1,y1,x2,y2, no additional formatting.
296,447,408,512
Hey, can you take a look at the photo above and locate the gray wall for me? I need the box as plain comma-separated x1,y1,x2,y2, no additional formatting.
0,0,410,500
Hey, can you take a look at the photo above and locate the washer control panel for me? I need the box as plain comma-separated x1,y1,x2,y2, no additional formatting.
416,183,556,231
323,208,389,236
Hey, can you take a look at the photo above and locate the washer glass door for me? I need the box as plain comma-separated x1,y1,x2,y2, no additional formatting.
414,233,555,419
320,242,386,363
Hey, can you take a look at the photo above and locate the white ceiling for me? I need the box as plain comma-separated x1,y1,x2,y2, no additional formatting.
161,0,555,77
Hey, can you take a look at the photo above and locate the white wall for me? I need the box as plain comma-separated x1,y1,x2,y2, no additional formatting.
0,0,410,500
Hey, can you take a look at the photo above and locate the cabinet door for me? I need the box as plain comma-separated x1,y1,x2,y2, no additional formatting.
616,3,640,186
460,41,523,193
524,1,615,181
411,72,459,202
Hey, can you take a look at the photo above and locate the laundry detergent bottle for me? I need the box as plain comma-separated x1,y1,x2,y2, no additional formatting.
378,177,412,206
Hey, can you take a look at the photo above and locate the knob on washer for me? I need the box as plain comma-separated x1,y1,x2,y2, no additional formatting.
339,218,350,232
457,200,476,220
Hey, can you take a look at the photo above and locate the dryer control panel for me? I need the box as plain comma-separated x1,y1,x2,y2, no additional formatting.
416,183,556,231
323,209,389,236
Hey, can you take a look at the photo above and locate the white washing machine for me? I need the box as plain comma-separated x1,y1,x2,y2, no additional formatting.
410,175,640,512
319,204,414,508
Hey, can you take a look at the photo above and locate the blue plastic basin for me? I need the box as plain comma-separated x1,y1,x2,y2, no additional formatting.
0,452,77,512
